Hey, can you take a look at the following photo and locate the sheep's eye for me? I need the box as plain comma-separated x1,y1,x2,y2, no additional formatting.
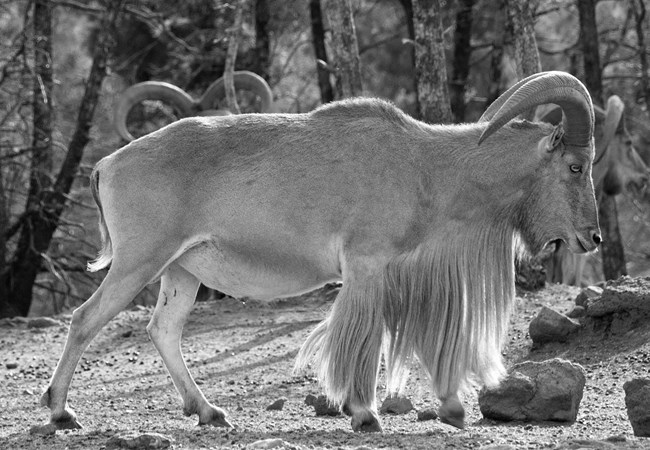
569,164,582,174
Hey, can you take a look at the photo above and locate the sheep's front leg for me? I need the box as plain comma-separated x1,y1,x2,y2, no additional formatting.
147,263,232,427
439,392,465,429
307,271,384,432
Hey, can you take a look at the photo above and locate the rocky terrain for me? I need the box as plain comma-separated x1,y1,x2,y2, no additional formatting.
1,280,649,449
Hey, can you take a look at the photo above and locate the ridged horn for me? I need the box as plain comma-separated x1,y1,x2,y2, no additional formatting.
478,72,548,123
594,95,625,162
537,106,563,125
479,71,594,148
199,71,273,113
114,82,196,142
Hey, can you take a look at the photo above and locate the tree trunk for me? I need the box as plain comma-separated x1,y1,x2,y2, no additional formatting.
504,0,540,120
486,42,504,107
599,194,627,279
0,166,7,307
0,0,54,318
0,1,125,318
254,0,271,81
397,0,419,118
324,0,363,99
450,0,474,123
577,0,627,280
310,0,335,104
224,0,245,114
577,0,603,102
632,0,650,119
412,0,453,124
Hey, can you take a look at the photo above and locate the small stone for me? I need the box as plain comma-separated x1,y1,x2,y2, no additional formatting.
417,409,438,421
379,395,413,415
5,362,18,369
27,317,63,329
266,397,287,411
605,435,626,442
478,446,517,450
248,438,287,449
306,395,340,416
29,423,57,436
106,432,173,449
623,378,650,437
529,306,581,344
566,305,586,318
575,285,603,307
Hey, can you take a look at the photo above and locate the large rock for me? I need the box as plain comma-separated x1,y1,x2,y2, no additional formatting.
623,378,650,437
583,277,650,335
529,306,581,344
479,358,585,423
585,277,650,316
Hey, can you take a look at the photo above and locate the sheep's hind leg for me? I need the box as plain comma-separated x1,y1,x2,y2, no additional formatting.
38,256,163,432
147,263,232,427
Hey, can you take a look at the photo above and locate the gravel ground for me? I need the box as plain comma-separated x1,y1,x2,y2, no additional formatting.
1,283,649,449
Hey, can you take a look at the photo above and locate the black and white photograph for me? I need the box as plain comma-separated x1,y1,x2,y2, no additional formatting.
1,0,650,448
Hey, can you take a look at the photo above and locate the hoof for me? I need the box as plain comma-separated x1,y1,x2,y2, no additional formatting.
52,409,83,430
440,414,465,429
351,414,382,433
198,406,234,428
439,405,465,429
32,413,83,434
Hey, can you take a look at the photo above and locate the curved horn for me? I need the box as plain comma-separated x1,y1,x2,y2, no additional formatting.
537,106,563,125
594,95,625,162
478,72,548,123
199,71,274,113
114,82,196,142
479,71,594,147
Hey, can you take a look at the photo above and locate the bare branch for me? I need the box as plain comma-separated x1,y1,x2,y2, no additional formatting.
52,0,103,14
223,1,245,114
632,0,650,119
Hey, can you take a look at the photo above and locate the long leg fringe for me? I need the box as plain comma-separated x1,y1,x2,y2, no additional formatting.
295,281,384,409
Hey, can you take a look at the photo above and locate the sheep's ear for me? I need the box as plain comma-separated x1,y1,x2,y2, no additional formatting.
546,125,564,152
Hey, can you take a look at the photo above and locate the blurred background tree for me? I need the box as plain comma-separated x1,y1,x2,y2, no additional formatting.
1,0,650,318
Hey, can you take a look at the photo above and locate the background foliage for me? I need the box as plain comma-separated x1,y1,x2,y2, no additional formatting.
1,0,650,317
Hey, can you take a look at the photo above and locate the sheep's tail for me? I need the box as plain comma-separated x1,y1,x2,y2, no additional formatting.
87,167,113,272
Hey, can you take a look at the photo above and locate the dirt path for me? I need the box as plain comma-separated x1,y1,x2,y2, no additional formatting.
1,284,649,449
